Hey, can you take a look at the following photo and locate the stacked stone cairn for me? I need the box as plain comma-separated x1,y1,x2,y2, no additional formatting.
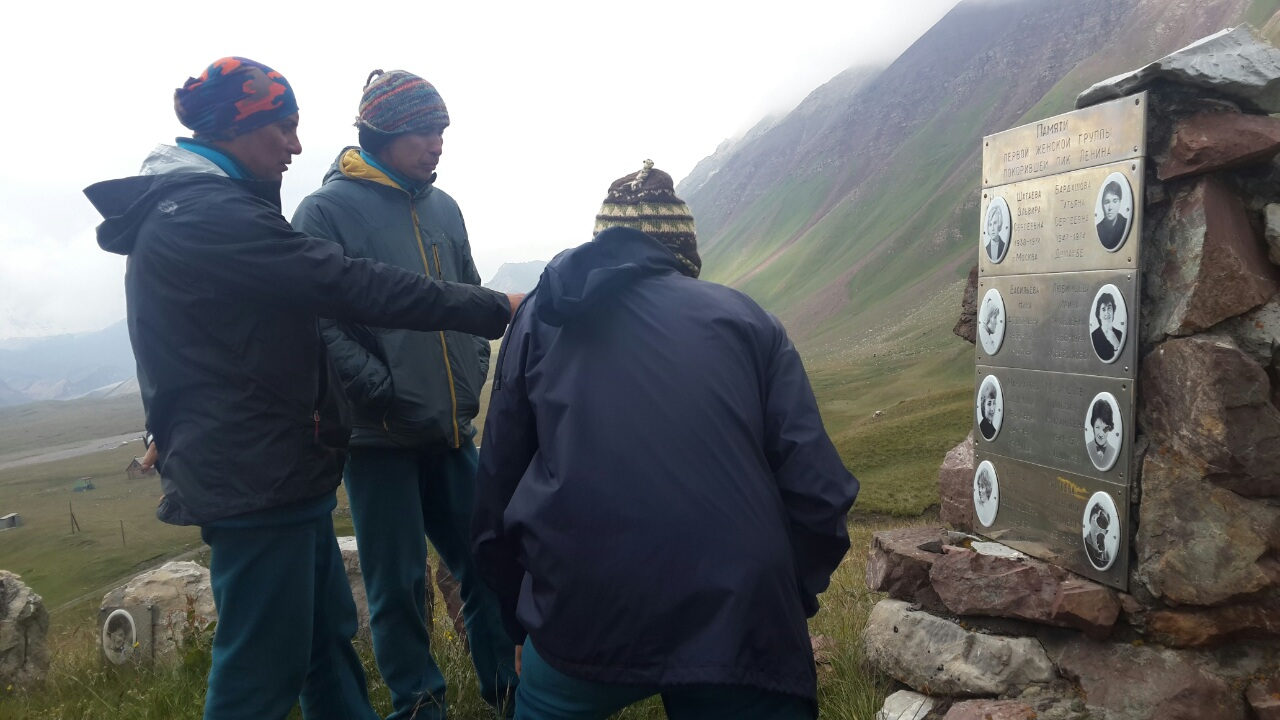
868,27,1280,720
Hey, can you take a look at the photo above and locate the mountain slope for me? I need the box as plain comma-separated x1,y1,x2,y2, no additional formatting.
681,0,1263,376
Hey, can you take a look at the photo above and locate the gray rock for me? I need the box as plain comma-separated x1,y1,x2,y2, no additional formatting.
954,264,978,344
1268,204,1280,266
1219,296,1280,368
0,571,49,689
100,560,215,667
1133,448,1280,607
937,432,975,532
1078,26,1280,112
875,690,936,720
1140,334,1280,497
862,599,1056,697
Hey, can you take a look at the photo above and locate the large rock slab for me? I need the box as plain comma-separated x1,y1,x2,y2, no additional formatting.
930,548,1120,639
1248,676,1280,720
875,690,936,720
1140,334,1280,497
1158,111,1280,180
865,526,950,611
1078,26,1280,112
953,264,978,344
0,571,49,689
1140,596,1280,647
101,560,215,666
1144,176,1280,340
943,700,1037,720
937,432,975,532
1041,631,1250,720
1220,295,1280,369
1133,449,1280,607
862,599,1055,697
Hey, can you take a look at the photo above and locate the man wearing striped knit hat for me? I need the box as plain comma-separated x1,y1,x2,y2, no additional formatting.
293,70,518,720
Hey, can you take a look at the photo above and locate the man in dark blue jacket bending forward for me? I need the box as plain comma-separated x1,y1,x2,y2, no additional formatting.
472,160,858,720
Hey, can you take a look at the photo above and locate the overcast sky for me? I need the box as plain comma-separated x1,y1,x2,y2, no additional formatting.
0,0,961,339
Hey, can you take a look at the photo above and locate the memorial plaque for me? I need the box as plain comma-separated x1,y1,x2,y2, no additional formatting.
977,271,1138,376
971,453,1129,589
982,92,1147,187
980,159,1144,276
975,366,1134,482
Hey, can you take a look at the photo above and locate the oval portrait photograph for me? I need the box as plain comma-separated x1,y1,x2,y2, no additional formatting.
975,374,1004,442
1089,284,1128,364
978,288,1007,356
984,196,1012,264
973,460,999,528
1082,491,1121,572
1084,391,1123,472
101,608,138,666
1094,172,1133,252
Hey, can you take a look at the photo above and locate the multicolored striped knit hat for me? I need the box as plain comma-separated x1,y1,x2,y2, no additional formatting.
356,69,450,134
595,160,701,278
175,57,298,139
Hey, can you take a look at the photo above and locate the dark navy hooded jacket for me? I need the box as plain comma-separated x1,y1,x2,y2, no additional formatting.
472,226,858,707
85,144,512,526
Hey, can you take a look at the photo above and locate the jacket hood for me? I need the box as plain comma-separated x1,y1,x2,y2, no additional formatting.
534,226,686,327
322,146,437,195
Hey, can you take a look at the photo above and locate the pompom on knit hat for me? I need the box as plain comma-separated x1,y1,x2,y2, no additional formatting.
175,57,298,139
594,160,701,278
356,69,450,135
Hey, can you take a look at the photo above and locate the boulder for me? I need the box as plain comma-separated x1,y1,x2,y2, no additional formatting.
862,599,1055,697
1138,596,1280,648
1140,334,1280,497
1248,676,1280,720
1078,26,1280,112
937,432,975,532
1041,631,1250,720
953,264,978,344
929,548,1120,639
1220,296,1280,369
100,561,215,666
1133,449,1280,606
943,700,1037,720
1144,176,1280,340
0,571,49,689
1158,111,1280,180
865,526,951,611
875,689,936,720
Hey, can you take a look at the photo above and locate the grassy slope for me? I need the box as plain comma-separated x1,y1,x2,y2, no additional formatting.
0,395,144,458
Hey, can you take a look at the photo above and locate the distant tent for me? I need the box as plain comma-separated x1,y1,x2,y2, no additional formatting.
73,477,96,492
125,457,157,480
0,513,20,530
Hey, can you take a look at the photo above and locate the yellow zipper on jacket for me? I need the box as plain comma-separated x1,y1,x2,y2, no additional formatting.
410,204,462,449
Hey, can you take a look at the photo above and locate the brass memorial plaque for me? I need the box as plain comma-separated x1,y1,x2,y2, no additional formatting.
974,366,1134,482
982,92,1146,187
971,453,1129,589
979,159,1144,276
976,271,1138,376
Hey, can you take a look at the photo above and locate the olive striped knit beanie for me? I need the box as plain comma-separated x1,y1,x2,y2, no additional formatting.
356,69,449,134
595,160,701,278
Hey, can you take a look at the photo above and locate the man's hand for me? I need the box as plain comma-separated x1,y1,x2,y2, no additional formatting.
515,644,523,677
140,441,158,470
506,293,526,317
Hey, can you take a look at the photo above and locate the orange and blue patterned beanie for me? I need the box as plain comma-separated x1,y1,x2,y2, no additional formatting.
174,57,298,139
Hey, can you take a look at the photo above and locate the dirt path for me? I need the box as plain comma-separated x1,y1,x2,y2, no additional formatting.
0,431,145,472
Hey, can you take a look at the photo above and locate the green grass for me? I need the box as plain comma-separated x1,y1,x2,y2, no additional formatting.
0,395,143,459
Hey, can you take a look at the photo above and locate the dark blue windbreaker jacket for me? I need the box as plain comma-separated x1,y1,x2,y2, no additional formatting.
472,227,858,709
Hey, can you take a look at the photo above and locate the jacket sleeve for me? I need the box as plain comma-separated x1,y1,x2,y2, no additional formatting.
149,181,512,339
292,198,394,410
454,215,493,385
761,316,858,618
471,311,539,643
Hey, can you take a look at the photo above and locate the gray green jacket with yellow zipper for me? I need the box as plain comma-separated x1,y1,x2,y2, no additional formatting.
292,147,488,451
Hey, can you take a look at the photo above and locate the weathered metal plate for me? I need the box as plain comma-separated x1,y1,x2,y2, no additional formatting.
980,159,1144,276
982,92,1147,187
972,452,1129,590
975,366,1134,483
977,271,1138,376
